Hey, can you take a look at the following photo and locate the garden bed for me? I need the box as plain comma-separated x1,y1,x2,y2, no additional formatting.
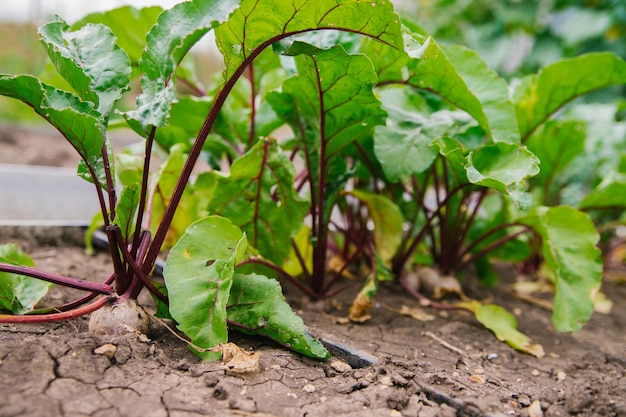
1,125,625,417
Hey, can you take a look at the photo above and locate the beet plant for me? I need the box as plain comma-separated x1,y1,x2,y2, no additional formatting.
1,0,625,360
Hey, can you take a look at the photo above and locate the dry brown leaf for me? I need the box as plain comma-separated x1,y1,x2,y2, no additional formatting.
215,343,261,374
525,343,546,359
348,291,375,323
592,290,613,315
398,305,435,322
328,255,357,280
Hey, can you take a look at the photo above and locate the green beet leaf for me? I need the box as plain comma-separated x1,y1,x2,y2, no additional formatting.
461,301,545,358
0,75,107,187
216,0,402,86
512,52,626,141
71,5,163,77
113,184,141,241
377,28,520,144
228,273,330,360
374,86,477,181
208,139,308,265
270,43,387,156
39,19,131,117
0,244,52,315
164,216,248,361
519,206,603,332
124,0,240,130
348,190,403,263
526,120,586,203
466,142,540,209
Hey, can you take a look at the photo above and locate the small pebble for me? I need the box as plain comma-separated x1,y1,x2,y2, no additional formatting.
330,359,352,373
531,369,540,376
391,374,409,387
302,384,316,393
93,344,117,359
556,371,566,382
379,375,393,386
528,399,544,417
487,353,498,360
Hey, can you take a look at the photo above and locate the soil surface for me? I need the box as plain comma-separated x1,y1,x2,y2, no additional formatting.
1,125,625,417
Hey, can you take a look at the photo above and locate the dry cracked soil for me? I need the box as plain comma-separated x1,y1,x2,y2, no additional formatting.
1,125,625,417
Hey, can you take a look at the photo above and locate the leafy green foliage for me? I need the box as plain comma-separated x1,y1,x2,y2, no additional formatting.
512,52,626,141
0,244,51,315
208,139,307,264
124,0,240,130
1,0,624,360
519,207,603,332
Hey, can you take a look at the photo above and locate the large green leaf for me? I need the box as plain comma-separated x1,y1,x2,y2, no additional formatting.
466,142,540,209
270,43,387,156
512,52,626,141
0,244,51,315
39,19,131,117
215,0,402,85
124,0,240,129
227,273,329,360
71,6,163,75
208,139,307,264
348,190,403,263
371,29,520,144
519,206,603,332
374,86,477,181
164,216,248,361
0,75,106,186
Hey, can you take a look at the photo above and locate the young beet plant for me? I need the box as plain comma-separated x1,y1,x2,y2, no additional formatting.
2,0,626,360
0,0,408,361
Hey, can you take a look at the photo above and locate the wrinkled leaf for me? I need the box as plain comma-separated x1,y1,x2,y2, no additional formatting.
269,43,386,156
39,19,131,117
519,206,603,332
0,244,51,315
164,216,248,361
375,29,520,143
208,139,308,264
462,301,545,358
512,52,626,141
216,0,402,85
466,142,540,209
348,274,377,323
71,6,163,75
228,272,329,360
374,86,477,180
124,0,240,129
